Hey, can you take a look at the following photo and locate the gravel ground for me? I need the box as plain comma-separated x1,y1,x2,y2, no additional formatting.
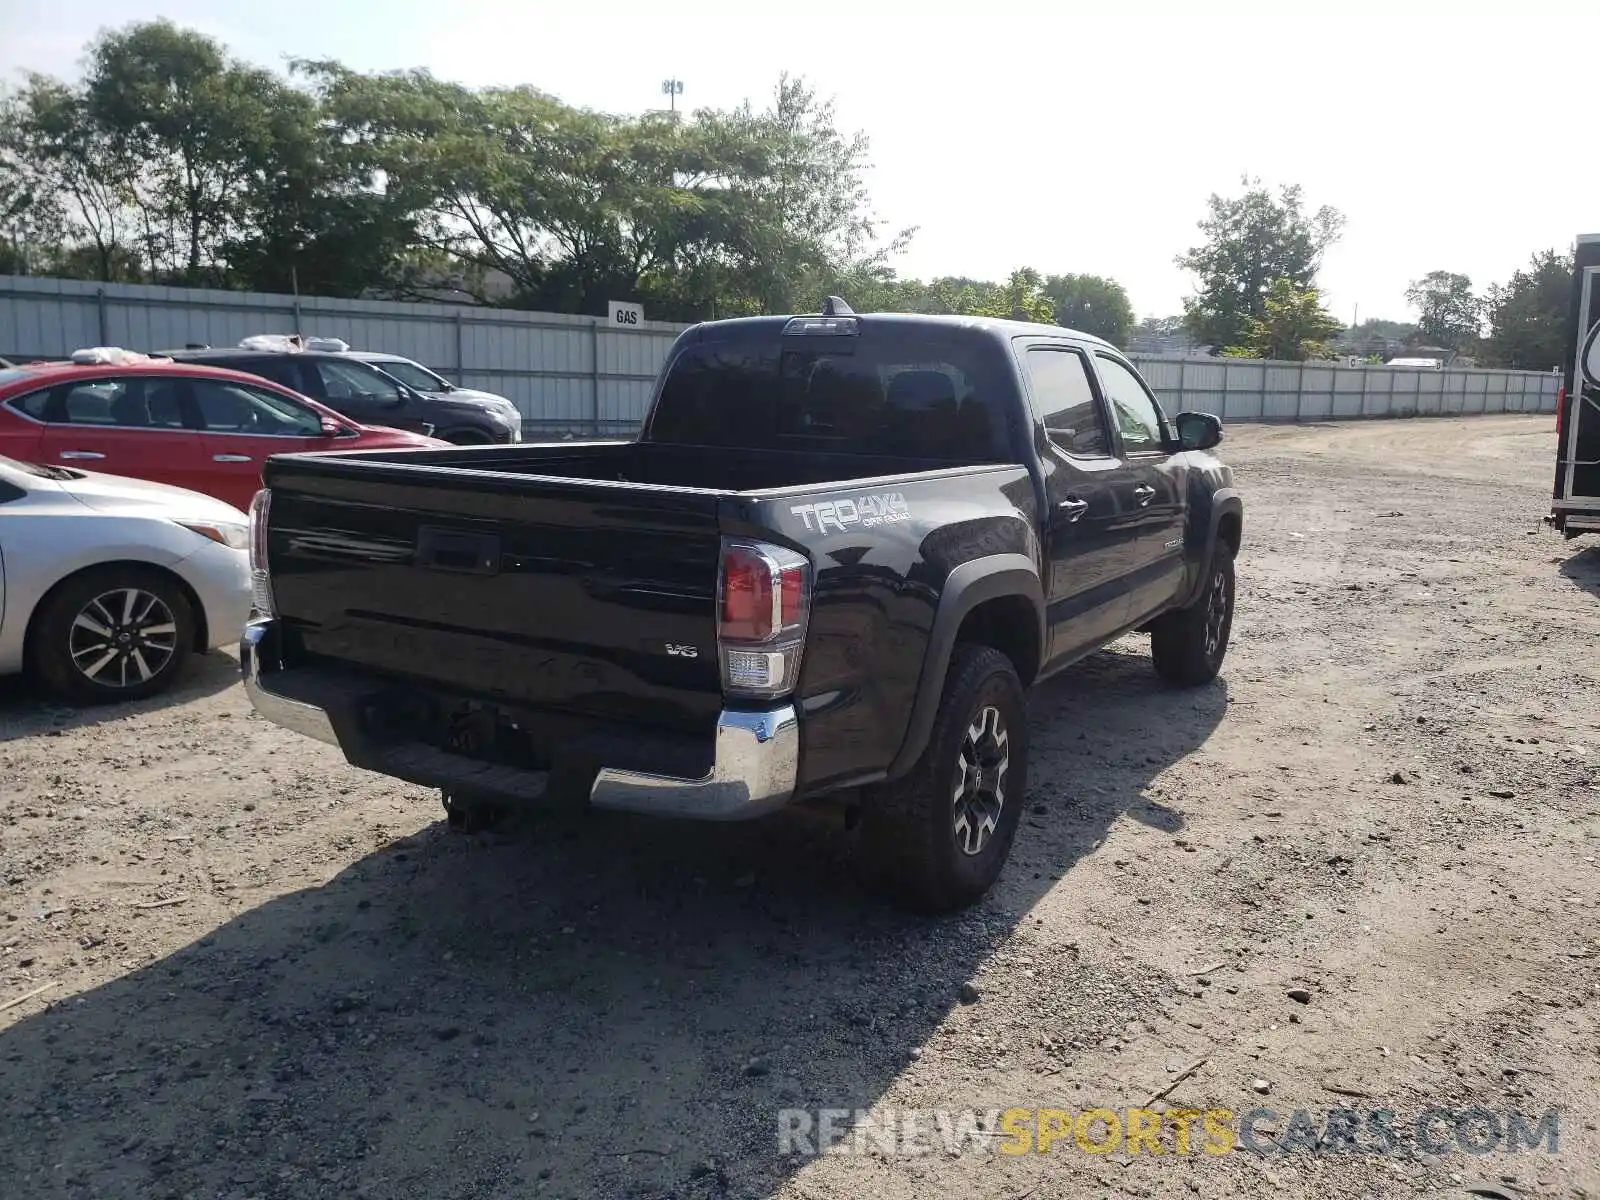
0,414,1597,1200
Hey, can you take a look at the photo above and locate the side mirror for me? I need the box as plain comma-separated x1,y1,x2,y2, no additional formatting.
319,418,341,437
1174,411,1223,452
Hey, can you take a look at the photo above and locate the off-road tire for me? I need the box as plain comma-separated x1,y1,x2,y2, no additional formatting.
859,644,1029,912
30,566,194,705
1150,543,1235,686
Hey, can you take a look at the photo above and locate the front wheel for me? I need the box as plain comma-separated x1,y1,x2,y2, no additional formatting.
859,644,1029,912
30,567,194,704
1150,543,1235,686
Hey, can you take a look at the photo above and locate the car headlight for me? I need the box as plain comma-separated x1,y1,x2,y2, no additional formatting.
178,521,250,550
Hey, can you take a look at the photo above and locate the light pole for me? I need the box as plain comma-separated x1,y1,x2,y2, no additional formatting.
661,78,684,114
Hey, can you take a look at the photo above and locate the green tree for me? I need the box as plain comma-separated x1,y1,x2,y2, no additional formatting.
969,268,1054,322
0,136,64,273
1042,273,1134,345
1481,250,1572,370
1177,177,1344,353
308,66,899,320
1224,278,1342,360
1,76,140,281
733,75,913,315
2,21,921,318
221,68,420,297
84,20,283,283
1404,270,1482,350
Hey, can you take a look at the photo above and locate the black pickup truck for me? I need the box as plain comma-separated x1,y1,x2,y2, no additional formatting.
241,302,1243,910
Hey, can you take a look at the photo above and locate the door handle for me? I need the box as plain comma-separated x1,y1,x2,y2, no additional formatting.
58,451,105,461
1134,485,1156,506
1058,497,1090,522
212,454,252,463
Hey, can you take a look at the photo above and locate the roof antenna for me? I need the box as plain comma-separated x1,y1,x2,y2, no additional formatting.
822,295,855,317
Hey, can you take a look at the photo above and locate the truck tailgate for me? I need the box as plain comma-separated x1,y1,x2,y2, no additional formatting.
262,462,725,733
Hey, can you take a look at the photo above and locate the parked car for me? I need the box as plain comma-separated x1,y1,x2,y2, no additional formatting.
0,352,446,512
0,454,253,702
164,339,522,445
240,300,1243,911
343,350,523,441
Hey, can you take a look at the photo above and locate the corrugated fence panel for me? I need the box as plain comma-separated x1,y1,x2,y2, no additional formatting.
1221,361,1264,421
0,278,1567,435
1330,367,1365,418
1263,364,1302,420
1301,366,1335,419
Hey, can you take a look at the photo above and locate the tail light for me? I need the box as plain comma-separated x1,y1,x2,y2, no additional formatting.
718,539,811,700
1557,383,1567,438
248,489,275,616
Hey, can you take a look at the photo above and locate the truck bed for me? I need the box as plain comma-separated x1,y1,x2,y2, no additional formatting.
257,441,1029,758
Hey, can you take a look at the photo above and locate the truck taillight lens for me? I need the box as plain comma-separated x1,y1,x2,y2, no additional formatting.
248,489,275,616
718,539,810,699
1557,384,1567,438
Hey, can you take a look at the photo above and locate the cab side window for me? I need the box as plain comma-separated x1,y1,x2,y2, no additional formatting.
1024,347,1111,458
1094,354,1167,453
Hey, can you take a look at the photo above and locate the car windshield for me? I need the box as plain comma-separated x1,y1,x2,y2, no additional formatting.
370,359,448,391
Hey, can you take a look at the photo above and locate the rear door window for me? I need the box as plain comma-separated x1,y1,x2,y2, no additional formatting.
1023,347,1111,457
648,335,1017,461
53,378,187,428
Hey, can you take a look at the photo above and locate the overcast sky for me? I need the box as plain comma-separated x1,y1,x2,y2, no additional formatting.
3,0,1596,321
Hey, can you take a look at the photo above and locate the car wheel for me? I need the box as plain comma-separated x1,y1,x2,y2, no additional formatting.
30,567,194,704
1150,543,1235,686
859,644,1029,912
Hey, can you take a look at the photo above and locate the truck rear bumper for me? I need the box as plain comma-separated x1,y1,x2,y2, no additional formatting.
587,708,798,819
240,620,799,820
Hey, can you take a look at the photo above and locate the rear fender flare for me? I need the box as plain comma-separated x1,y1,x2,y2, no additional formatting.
885,553,1044,780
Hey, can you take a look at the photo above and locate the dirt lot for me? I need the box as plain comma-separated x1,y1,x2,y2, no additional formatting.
1,413,1597,1200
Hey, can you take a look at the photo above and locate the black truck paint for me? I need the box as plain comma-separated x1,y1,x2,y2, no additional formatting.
1550,234,1600,537
240,308,1243,910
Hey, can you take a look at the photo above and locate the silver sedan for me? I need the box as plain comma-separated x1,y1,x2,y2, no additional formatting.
0,455,253,703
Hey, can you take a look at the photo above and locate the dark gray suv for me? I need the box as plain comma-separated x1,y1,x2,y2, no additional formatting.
162,349,523,445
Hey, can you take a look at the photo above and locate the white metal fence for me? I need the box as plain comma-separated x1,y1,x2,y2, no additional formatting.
0,277,1561,436
1133,356,1558,421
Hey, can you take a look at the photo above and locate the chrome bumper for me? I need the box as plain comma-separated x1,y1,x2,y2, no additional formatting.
587,708,798,820
241,622,340,746
239,620,798,820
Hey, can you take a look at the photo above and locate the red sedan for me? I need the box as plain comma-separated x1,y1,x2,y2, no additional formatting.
0,352,446,511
